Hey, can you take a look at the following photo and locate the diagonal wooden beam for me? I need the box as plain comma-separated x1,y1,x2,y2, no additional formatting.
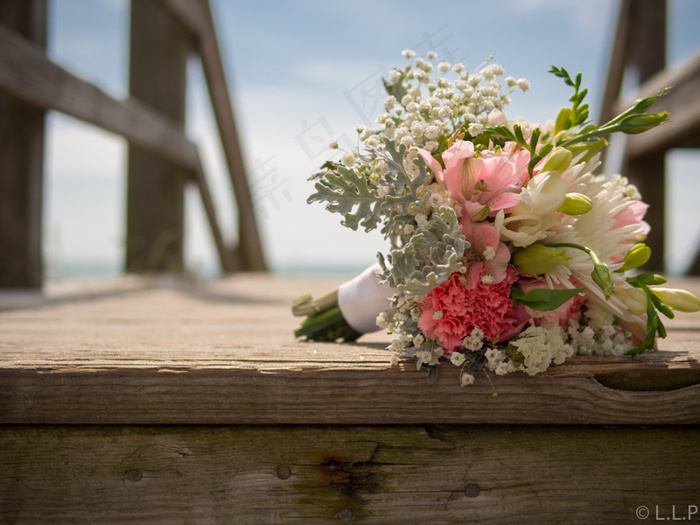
159,0,266,272
0,24,199,172
197,0,266,272
192,149,239,273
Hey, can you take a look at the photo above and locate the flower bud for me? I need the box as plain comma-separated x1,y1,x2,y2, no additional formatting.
650,288,700,313
565,138,607,162
591,263,613,300
557,192,593,215
614,287,648,315
619,112,669,134
619,243,651,272
541,147,572,174
554,107,571,135
513,244,569,275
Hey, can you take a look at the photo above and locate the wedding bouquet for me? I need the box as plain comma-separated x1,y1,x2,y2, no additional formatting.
292,50,700,386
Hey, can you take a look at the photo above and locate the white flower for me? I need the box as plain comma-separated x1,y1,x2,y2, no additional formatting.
389,69,402,84
402,49,416,58
510,324,567,376
497,169,568,248
468,123,484,136
328,139,338,149
460,373,476,387
450,352,466,366
426,51,437,60
438,61,450,72
341,151,356,167
516,78,530,92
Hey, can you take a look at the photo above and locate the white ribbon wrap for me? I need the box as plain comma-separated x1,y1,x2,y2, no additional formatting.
337,263,394,334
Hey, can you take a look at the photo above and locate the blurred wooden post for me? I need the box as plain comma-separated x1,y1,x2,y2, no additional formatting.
621,0,666,272
0,0,47,288
126,0,191,273
600,0,666,271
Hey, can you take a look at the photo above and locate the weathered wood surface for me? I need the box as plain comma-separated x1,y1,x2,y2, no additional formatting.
1,424,698,524
0,0,47,288
1,275,699,425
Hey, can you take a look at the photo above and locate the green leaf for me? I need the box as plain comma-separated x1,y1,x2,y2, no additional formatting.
382,74,408,103
648,292,674,320
307,165,383,232
426,365,439,385
511,286,586,311
462,351,487,374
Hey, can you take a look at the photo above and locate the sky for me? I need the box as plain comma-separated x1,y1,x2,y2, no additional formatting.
42,0,700,280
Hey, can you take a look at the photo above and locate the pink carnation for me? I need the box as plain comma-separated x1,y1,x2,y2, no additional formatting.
418,267,529,353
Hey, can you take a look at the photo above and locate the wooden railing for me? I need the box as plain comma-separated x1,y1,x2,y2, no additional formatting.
599,0,700,274
0,0,265,288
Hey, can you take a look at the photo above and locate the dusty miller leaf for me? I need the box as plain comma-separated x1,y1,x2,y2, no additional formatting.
307,165,384,232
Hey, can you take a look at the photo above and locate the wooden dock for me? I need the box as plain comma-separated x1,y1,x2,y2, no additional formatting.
1,275,700,523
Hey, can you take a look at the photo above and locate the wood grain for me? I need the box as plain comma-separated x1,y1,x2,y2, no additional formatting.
0,425,697,524
1,276,699,425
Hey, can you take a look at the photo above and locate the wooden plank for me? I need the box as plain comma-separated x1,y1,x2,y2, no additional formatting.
1,276,699,425
0,425,698,523
0,0,47,288
125,0,191,273
197,0,267,272
0,24,199,171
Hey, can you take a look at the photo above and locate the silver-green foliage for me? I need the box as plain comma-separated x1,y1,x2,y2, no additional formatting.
379,205,467,294
308,138,468,296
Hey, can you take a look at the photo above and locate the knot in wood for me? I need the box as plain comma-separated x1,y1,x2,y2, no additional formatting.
275,465,291,479
465,483,480,498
